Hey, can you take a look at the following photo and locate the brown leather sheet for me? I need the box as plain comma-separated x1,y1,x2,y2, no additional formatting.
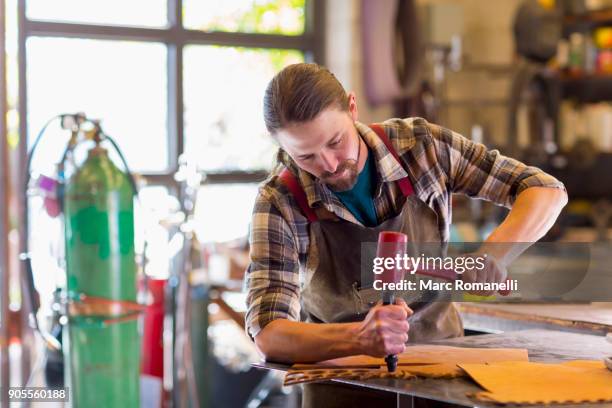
460,360,612,405
284,367,415,386
284,362,466,386
291,344,529,369
285,345,528,385
397,363,465,379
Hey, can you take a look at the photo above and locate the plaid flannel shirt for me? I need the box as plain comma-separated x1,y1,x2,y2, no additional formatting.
245,117,565,339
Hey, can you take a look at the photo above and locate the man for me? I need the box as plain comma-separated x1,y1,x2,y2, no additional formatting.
245,63,567,406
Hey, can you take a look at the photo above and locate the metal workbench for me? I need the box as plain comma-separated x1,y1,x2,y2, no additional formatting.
458,302,612,335
253,329,612,407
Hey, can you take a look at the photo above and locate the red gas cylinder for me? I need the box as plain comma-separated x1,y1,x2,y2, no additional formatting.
141,278,166,378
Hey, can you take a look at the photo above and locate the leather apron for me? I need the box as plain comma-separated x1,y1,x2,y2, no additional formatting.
280,125,463,407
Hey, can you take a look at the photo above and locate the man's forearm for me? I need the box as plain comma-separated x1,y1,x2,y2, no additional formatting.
254,319,362,364
484,186,568,264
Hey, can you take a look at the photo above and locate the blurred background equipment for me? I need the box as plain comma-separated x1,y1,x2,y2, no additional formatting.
507,0,612,227
514,0,563,63
24,114,142,406
361,0,423,106
62,119,141,407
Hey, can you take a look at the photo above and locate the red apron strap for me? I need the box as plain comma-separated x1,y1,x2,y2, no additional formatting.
279,168,319,222
369,124,415,197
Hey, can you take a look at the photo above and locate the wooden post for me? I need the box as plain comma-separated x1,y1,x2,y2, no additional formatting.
0,0,12,403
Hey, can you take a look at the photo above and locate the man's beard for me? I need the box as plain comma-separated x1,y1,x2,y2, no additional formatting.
320,159,359,192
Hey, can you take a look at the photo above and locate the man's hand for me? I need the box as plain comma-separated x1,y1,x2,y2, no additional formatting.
458,252,508,296
352,299,413,357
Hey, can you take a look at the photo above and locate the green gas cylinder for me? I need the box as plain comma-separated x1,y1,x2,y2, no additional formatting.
63,145,140,407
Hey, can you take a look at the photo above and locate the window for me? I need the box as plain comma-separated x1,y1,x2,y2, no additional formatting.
183,0,306,35
26,38,168,172
194,184,259,243
183,46,303,171
18,1,322,263
26,0,168,28
20,0,321,177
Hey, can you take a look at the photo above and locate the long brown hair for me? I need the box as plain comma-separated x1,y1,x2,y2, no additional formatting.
263,63,349,134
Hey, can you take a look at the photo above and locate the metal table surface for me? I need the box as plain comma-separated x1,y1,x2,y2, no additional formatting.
252,329,612,407
458,302,612,335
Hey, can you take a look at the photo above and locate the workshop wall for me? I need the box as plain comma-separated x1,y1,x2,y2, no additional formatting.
325,0,394,125
326,0,524,146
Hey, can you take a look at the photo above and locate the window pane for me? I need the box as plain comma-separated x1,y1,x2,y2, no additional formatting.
183,0,305,35
134,186,179,279
27,37,168,172
183,46,303,172
26,0,168,28
193,184,259,243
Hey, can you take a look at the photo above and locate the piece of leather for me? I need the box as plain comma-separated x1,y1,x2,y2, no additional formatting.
395,363,465,378
459,360,612,404
285,362,465,386
284,367,415,386
291,345,529,370
561,360,606,369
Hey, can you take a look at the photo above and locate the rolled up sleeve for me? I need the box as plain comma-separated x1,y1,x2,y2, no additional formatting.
245,191,301,340
429,123,565,207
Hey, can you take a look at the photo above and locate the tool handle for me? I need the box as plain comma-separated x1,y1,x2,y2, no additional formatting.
382,292,398,372
385,354,398,373
382,291,395,305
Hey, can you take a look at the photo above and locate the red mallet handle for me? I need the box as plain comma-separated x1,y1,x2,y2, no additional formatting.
375,231,407,372
376,231,408,292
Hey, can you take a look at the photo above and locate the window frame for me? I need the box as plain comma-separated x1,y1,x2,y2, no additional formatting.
17,0,325,189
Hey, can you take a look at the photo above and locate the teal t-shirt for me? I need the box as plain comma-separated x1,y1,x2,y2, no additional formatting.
332,149,378,227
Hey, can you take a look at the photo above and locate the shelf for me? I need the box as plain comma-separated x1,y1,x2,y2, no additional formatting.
557,72,612,103
559,72,612,80
543,153,612,200
564,8,612,25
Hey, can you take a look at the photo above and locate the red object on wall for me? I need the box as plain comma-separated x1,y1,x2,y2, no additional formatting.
141,278,166,378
